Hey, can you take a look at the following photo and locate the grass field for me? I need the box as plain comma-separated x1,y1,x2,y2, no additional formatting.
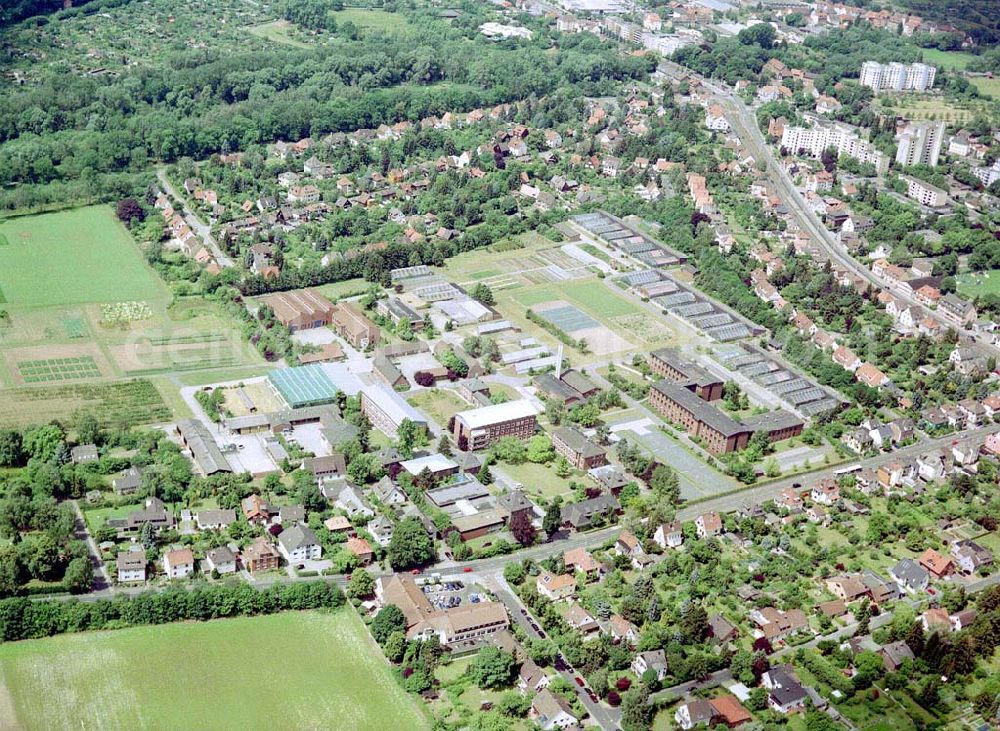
332,8,411,31
971,77,1000,99
246,19,313,48
921,49,977,70
957,270,1000,298
407,388,468,426
0,610,428,731
497,460,578,501
0,207,168,308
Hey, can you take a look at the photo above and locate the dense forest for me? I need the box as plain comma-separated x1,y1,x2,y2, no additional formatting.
0,6,650,200
897,0,1000,45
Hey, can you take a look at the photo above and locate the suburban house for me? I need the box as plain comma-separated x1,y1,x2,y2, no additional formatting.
518,659,551,695
696,511,722,538
675,699,716,730
206,546,237,575
242,536,281,573
751,607,809,642
891,558,929,593
530,689,577,730
163,548,195,579
763,665,808,713
654,520,684,549
112,466,143,496
277,525,322,564
917,548,954,578
536,570,577,601
563,547,602,576
951,540,993,574
631,649,669,681
116,547,147,583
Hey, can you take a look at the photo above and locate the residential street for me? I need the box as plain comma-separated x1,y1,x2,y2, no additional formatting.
156,167,234,268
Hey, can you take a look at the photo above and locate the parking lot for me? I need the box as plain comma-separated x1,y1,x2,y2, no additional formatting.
419,579,490,611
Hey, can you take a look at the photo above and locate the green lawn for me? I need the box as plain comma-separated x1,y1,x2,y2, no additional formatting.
407,388,469,426
957,270,1000,299
331,8,410,31
246,20,313,48
512,278,642,320
498,460,576,501
0,609,428,731
921,49,977,70
971,77,1000,99
0,206,169,308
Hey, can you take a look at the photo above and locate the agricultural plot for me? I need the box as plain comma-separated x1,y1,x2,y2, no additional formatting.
16,356,102,383
0,379,171,429
0,610,429,731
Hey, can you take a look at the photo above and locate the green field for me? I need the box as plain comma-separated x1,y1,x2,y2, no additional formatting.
246,19,313,48
0,206,169,308
407,388,469,426
512,278,641,319
332,8,410,31
0,609,429,731
957,270,1000,298
921,48,977,70
971,77,1000,99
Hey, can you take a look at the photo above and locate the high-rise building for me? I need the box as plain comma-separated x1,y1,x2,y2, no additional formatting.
780,118,889,174
895,121,945,167
859,61,936,92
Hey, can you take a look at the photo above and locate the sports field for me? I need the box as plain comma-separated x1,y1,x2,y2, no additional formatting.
0,609,429,731
0,206,169,307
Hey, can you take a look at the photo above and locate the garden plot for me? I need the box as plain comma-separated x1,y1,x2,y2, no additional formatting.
533,300,633,355
4,344,111,386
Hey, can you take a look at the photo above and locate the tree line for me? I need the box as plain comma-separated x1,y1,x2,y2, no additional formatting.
0,581,344,642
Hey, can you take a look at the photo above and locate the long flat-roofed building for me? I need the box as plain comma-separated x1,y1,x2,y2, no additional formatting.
175,419,232,475
361,384,427,439
262,288,335,332
453,399,539,451
650,348,724,401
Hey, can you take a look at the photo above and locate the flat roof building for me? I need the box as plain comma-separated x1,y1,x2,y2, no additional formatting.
361,384,428,439
453,400,539,451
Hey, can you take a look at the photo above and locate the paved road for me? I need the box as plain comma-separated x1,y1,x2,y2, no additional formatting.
71,500,111,592
676,422,1000,521
156,168,234,268
488,572,623,730
680,65,995,356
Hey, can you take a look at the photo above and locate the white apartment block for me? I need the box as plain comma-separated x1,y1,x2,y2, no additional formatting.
975,160,1000,188
895,121,945,168
781,119,888,174
859,61,936,92
901,175,948,208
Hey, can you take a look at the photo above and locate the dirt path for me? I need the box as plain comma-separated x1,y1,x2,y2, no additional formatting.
0,672,24,731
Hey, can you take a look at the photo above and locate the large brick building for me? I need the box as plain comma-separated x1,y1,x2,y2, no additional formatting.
331,302,380,349
649,348,724,401
454,400,538,451
262,288,336,332
649,381,803,455
650,381,751,454
552,427,608,470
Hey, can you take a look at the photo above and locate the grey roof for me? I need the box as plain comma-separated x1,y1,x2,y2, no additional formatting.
117,548,147,571
891,558,928,586
426,478,489,507
553,427,606,459
113,466,142,492
651,381,749,438
741,410,804,433
207,546,236,565
177,419,232,475
279,505,306,523
277,524,319,552
561,494,620,528
196,509,237,527
496,489,533,514
651,348,720,389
